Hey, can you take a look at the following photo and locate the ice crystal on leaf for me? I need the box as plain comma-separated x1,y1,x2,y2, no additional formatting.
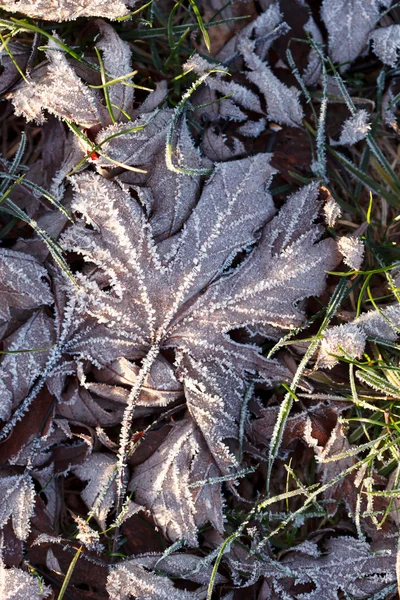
318,304,400,367
11,23,134,128
0,0,136,20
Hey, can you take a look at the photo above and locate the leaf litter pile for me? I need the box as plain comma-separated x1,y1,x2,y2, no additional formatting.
3,0,400,598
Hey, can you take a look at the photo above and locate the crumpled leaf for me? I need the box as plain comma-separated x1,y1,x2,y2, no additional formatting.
0,556,52,600
331,110,371,146
321,0,382,67
71,453,117,528
0,0,136,20
0,249,53,322
0,474,35,541
338,235,364,270
371,24,400,66
240,39,304,127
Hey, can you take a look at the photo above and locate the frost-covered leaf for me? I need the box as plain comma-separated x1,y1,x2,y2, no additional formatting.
331,110,371,146
323,194,342,228
262,536,396,599
240,40,304,127
107,552,222,600
0,250,53,322
71,453,117,528
0,474,35,541
11,37,107,127
119,116,202,241
216,2,285,63
0,41,30,95
0,311,55,420
95,20,134,121
0,557,52,600
321,0,381,66
338,235,364,270
185,55,263,114
130,418,223,546
318,303,400,367
371,24,400,66
0,154,336,547
0,0,136,20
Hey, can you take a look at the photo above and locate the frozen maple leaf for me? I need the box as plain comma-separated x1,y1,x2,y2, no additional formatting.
0,474,35,541
71,453,118,528
337,235,365,270
371,24,400,66
0,249,53,322
107,552,224,600
0,557,52,600
321,0,382,67
240,40,304,127
0,0,136,20
331,110,371,146
0,154,336,546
